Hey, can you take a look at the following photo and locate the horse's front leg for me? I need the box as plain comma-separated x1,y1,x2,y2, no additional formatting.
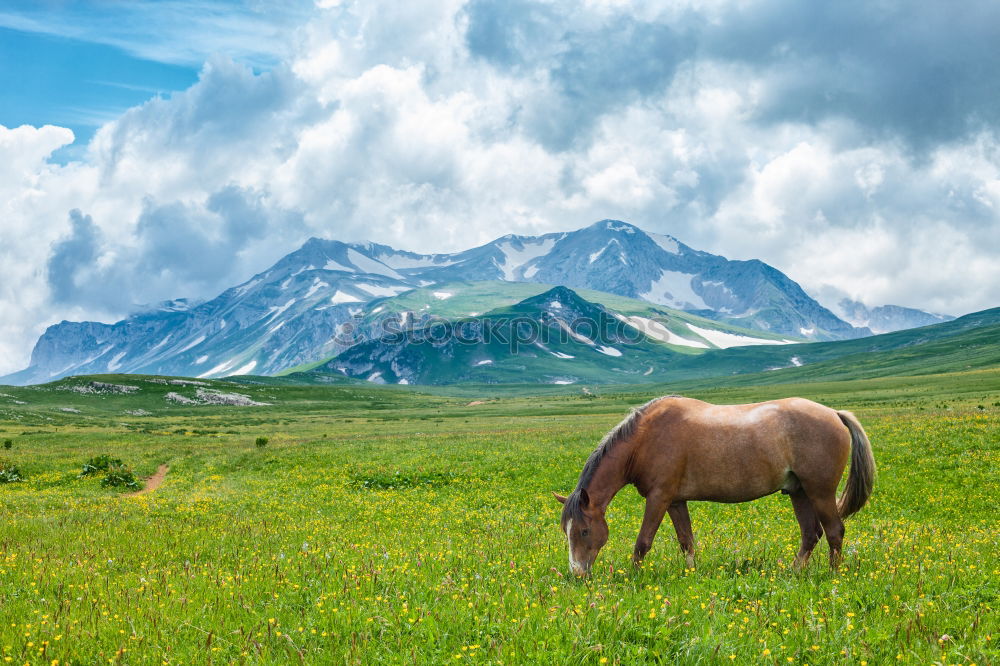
632,493,670,567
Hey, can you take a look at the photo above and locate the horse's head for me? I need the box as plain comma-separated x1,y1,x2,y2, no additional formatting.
554,489,608,577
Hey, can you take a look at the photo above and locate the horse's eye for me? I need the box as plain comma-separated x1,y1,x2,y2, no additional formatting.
581,529,590,538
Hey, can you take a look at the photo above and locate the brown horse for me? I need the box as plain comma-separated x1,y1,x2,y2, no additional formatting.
554,396,875,576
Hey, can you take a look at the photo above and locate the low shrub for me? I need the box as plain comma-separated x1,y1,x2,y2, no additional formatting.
351,470,458,490
80,454,123,477
0,456,22,483
100,463,140,491
2,439,12,450
255,436,269,448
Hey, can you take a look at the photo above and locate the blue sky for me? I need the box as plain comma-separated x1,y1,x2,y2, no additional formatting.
0,0,309,158
1,0,999,373
0,26,198,160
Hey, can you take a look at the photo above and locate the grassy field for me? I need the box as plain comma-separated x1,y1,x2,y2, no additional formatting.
0,371,998,664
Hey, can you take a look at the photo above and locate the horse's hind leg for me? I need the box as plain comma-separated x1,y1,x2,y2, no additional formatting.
789,490,823,570
667,501,696,569
810,495,845,570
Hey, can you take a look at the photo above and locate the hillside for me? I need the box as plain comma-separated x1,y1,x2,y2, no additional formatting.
314,287,686,385
654,306,1000,383
294,304,1000,387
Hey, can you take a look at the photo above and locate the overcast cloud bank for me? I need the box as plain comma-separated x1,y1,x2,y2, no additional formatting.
1,0,999,374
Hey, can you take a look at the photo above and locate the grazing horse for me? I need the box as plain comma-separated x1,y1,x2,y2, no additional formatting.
554,396,875,576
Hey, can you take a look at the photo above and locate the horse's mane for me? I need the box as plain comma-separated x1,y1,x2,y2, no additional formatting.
562,396,678,526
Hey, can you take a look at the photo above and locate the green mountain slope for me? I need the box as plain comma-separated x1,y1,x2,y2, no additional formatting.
654,307,1000,383
667,321,1000,388
293,302,1000,387
313,286,687,385
361,280,796,341
278,281,801,377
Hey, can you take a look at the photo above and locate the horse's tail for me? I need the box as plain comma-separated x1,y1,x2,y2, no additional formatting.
836,410,876,519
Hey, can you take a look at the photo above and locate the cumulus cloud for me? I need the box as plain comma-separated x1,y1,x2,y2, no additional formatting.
1,0,999,374
706,1,1000,149
42,187,305,314
464,0,690,150
47,209,103,305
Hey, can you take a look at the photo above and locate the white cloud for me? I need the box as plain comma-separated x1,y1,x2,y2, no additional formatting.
2,0,999,375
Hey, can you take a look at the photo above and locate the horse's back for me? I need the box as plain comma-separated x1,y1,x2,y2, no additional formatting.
651,395,843,436
640,396,851,502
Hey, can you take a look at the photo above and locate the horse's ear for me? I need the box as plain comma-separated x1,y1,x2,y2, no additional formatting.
552,492,567,504
579,488,590,507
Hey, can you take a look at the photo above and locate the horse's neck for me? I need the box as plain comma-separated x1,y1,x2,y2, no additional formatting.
586,441,634,510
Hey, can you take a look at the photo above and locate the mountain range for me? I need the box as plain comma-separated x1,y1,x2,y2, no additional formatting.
3,220,953,386
835,299,954,334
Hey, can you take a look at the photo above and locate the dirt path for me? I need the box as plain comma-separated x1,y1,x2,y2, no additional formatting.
127,464,169,497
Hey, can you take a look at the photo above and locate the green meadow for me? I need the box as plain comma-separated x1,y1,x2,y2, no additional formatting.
0,370,997,664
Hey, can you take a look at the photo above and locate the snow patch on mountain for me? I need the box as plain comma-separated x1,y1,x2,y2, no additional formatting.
649,233,681,255
347,249,403,279
232,360,257,375
556,320,596,346
331,291,362,304
617,315,709,349
107,351,127,371
641,270,709,310
686,324,795,349
359,284,410,298
587,239,628,265
377,252,455,269
235,278,261,296
323,258,352,272
149,335,171,352
178,335,206,353
497,237,559,281
266,299,297,322
305,279,329,299
604,222,635,234
199,358,239,378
